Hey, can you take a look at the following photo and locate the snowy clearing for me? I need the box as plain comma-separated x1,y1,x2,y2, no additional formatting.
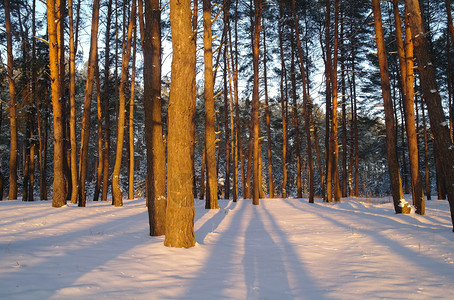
1,197,453,299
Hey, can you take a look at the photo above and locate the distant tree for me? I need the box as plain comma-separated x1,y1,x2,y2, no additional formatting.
68,0,79,204
251,0,262,205
203,0,219,209
112,0,136,207
164,0,196,247
4,0,17,201
78,0,100,207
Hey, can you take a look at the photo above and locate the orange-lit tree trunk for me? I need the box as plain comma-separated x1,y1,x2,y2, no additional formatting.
251,0,262,205
93,59,104,201
47,0,66,207
393,0,425,214
164,0,196,247
372,0,407,214
330,0,342,202
112,0,135,207
5,0,17,200
405,0,454,230
68,0,79,204
203,0,219,209
102,0,113,201
128,23,137,200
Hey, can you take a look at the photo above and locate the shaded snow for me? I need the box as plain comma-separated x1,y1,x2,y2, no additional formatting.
1,197,454,299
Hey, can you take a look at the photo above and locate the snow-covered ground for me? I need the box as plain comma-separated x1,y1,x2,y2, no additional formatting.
1,196,453,299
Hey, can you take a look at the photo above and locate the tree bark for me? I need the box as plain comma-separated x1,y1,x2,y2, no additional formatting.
372,0,407,214
141,0,167,235
68,0,79,204
112,0,135,207
405,0,454,230
251,0,262,205
203,0,219,209
102,0,113,202
47,0,66,207
5,0,18,200
164,0,196,247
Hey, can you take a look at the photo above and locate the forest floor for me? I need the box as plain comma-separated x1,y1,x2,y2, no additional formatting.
1,195,453,299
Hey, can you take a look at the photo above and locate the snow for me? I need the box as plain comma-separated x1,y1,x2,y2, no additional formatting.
1,197,454,299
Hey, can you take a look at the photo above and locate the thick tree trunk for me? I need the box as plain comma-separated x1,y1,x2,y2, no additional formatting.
112,0,135,207
393,1,425,214
164,0,196,247
5,0,18,200
372,0,407,214
142,0,167,235
47,0,66,207
405,0,454,230
203,0,219,209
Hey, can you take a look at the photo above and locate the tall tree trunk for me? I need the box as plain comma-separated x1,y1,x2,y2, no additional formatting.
5,0,18,200
78,0,100,207
405,0,454,230
279,3,288,198
141,0,166,235
324,0,333,203
329,0,342,202
164,0,196,247
112,0,135,207
102,0,113,201
291,0,314,202
290,31,302,199
203,0,219,209
263,27,274,198
93,59,104,201
372,0,407,214
393,1,425,214
128,23,137,200
251,0,262,205
47,0,66,207
68,0,79,204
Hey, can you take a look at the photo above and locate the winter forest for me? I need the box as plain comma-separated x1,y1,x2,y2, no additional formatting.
2,0,454,246
2,0,454,297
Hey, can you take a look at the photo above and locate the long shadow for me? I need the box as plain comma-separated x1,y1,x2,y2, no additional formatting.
182,199,249,299
285,199,454,280
0,201,153,299
195,200,236,245
243,202,329,299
